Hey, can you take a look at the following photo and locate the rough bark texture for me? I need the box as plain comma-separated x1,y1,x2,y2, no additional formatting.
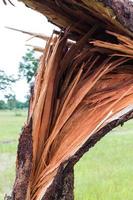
20,0,133,37
43,109,133,200
12,119,33,200
43,164,74,200
100,0,133,32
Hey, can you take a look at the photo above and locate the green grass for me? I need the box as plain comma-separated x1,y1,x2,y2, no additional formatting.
0,110,133,200
0,110,27,199
75,120,133,200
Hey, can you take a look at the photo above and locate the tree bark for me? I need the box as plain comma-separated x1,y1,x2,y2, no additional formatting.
43,164,74,200
21,0,133,38
5,120,33,200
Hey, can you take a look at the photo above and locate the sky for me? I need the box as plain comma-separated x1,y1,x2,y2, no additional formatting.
0,0,57,101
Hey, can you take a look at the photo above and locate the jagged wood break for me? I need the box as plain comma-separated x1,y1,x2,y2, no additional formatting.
11,28,133,200
9,0,133,200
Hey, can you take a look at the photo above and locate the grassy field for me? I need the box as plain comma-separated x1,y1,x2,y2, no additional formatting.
0,110,133,199
0,110,27,199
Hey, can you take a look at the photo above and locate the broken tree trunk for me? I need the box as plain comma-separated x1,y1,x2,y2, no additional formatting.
7,1,133,200
43,109,133,200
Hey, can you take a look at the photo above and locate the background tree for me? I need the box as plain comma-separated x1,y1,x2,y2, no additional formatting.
4,94,16,110
0,70,18,110
15,99,29,109
0,70,16,90
0,100,7,110
0,49,38,110
19,49,39,83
